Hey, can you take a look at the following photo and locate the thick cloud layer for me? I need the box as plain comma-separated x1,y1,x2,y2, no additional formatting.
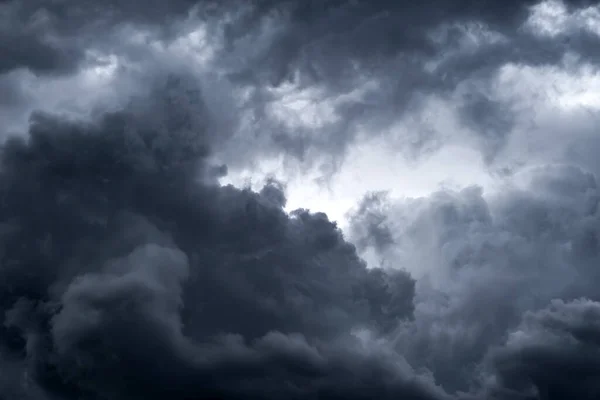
3,0,599,169
348,163,600,398
0,79,443,400
2,0,600,399
483,298,600,399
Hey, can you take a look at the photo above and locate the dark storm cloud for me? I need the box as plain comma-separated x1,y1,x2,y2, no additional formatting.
0,0,204,75
348,164,600,397
212,0,600,166
482,298,600,400
3,0,599,169
3,1,600,399
0,75,439,400
219,0,597,87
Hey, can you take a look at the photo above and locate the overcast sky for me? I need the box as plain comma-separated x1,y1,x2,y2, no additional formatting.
1,0,600,399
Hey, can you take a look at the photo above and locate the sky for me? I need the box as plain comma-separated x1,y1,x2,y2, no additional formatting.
0,0,600,399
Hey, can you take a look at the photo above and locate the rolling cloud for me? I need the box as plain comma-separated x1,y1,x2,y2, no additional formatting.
1,0,600,399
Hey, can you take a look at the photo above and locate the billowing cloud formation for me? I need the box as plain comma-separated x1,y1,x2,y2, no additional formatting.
3,0,599,170
348,163,600,398
2,0,600,399
485,298,600,399
0,79,442,400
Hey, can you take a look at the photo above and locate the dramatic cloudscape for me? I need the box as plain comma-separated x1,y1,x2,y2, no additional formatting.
0,0,599,399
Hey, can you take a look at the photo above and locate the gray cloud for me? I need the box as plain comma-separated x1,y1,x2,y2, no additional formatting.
3,0,599,173
208,0,600,166
0,0,203,75
2,0,600,399
484,298,600,399
0,78,435,400
348,163,600,397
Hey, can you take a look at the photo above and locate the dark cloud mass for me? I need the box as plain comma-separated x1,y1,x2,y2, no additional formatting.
1,0,600,399
0,77,433,400
3,0,599,165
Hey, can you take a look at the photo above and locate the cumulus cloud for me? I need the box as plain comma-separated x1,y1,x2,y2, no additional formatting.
0,78,436,400
2,0,600,399
347,163,600,397
483,298,600,399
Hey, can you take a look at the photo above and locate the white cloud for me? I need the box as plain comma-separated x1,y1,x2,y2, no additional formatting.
496,60,600,111
526,0,600,38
